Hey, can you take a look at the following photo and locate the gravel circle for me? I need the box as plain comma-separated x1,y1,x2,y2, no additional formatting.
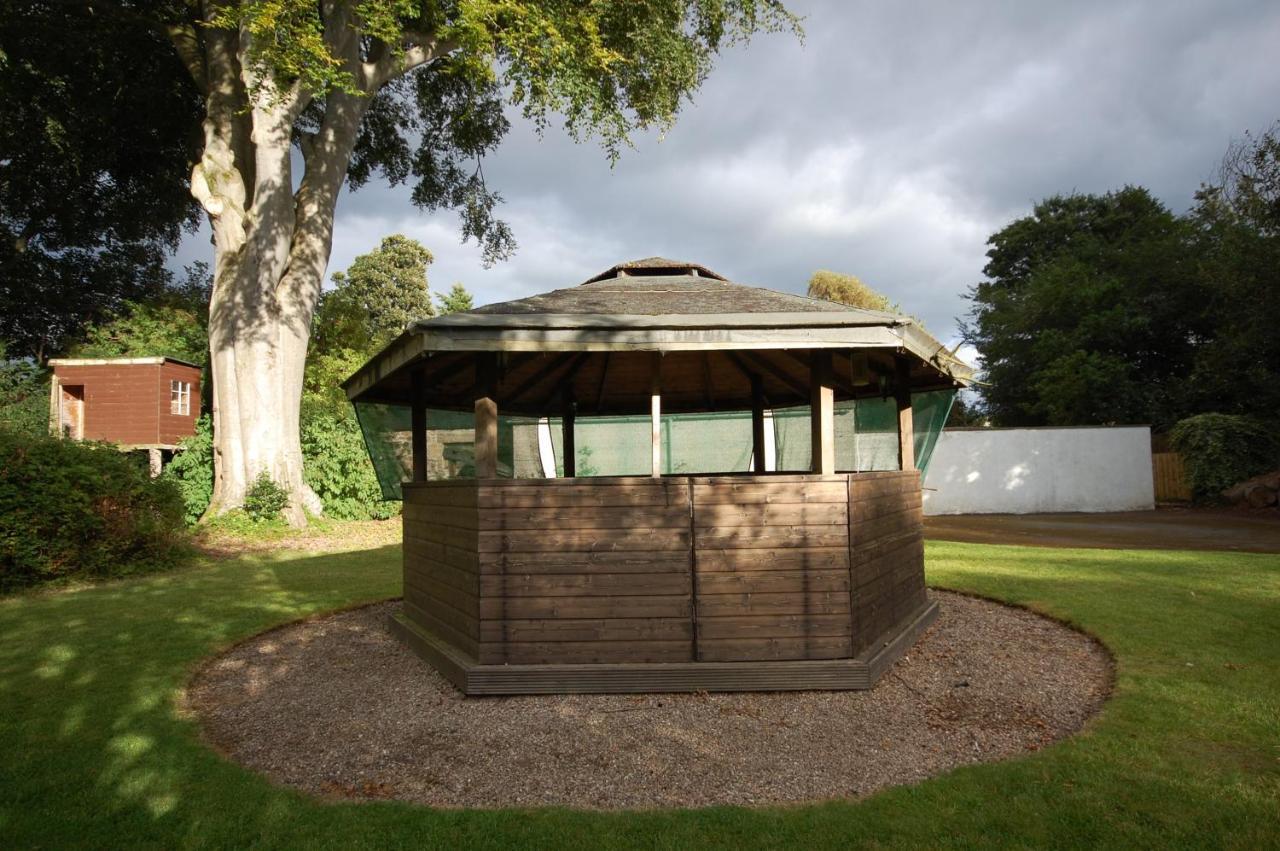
185,591,1112,810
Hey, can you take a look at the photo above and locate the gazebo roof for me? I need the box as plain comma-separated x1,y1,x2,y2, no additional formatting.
435,257,900,321
344,258,974,411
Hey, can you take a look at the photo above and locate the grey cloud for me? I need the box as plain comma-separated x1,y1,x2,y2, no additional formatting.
176,0,1280,347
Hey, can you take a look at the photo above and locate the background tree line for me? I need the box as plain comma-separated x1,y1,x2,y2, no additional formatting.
964,122,1280,434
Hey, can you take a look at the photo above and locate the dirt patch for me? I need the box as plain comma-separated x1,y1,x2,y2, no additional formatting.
186,591,1111,810
926,507,1280,553
194,519,400,559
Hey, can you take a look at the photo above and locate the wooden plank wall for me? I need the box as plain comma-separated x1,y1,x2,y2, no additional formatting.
847,471,926,656
402,471,928,669
402,483,481,658
51,363,161,445
472,478,692,664
691,475,853,661
1152,452,1192,502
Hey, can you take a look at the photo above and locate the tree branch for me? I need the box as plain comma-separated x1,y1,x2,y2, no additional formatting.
363,31,459,90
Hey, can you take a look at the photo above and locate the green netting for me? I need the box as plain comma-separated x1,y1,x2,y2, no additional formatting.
353,403,542,500
546,410,755,477
354,389,956,499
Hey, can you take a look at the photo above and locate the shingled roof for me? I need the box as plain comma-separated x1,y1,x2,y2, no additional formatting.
344,257,974,404
430,258,900,323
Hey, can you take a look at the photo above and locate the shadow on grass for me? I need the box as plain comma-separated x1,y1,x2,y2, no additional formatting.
0,540,1276,849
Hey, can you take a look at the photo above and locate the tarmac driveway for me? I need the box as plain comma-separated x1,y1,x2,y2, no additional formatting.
924,506,1280,554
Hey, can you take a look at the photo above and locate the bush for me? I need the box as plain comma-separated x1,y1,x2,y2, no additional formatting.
0,351,49,439
243,472,289,522
0,430,186,591
162,414,213,524
301,403,398,521
1170,414,1279,501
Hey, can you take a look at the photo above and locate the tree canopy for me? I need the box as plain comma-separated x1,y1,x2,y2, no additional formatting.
965,125,1280,431
0,1,203,361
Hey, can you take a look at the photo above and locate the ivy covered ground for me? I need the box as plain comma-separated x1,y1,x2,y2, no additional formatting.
0,537,1276,849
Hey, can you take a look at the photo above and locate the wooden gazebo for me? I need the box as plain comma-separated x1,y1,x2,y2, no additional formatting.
344,258,973,694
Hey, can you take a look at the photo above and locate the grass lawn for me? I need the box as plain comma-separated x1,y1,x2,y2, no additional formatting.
1,537,1277,849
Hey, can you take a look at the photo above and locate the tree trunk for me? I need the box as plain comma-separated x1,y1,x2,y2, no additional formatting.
179,7,443,525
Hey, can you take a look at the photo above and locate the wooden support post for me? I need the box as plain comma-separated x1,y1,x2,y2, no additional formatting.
561,387,576,478
48,374,60,437
475,353,499,479
650,352,662,478
810,350,835,475
411,368,427,483
751,373,767,474
895,355,916,472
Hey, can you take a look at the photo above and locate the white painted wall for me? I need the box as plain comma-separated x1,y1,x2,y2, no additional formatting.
922,426,1155,515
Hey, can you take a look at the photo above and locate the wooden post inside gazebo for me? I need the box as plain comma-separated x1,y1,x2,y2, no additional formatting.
344,258,972,695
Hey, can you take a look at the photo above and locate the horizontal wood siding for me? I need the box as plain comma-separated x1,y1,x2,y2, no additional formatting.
399,471,930,689
53,363,161,445
691,475,853,662
848,471,927,656
433,478,693,665
403,484,481,658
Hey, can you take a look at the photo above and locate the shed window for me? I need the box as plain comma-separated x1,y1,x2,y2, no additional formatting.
170,380,191,415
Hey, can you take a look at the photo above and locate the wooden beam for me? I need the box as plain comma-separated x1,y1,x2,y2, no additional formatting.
593,352,612,413
736,350,809,399
896,355,915,472
751,373,766,474
779,350,856,396
411,368,427,482
702,352,716,411
810,350,835,475
561,386,576,478
650,352,662,478
500,353,568,406
475,353,499,478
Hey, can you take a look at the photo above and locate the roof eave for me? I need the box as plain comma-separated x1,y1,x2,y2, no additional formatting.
343,316,974,402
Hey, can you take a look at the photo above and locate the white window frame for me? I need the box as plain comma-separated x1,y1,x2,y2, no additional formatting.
170,379,190,416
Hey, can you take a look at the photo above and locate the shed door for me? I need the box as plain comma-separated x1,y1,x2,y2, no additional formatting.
60,385,84,440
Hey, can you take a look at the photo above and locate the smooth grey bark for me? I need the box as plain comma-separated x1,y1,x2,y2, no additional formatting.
177,3,448,525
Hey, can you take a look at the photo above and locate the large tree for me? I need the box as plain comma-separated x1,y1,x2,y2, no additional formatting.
154,0,796,524
0,2,203,361
963,187,1204,429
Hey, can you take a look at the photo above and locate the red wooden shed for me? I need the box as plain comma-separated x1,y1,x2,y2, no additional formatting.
47,358,202,462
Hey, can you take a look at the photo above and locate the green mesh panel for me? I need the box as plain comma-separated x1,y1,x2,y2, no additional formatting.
354,389,956,498
547,411,755,477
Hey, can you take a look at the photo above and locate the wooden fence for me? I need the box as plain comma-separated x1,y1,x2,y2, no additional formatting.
1152,452,1191,502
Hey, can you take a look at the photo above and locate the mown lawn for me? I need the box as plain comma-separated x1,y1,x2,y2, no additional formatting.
0,539,1277,849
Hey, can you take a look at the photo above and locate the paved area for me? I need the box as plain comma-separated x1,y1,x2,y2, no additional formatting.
925,507,1280,553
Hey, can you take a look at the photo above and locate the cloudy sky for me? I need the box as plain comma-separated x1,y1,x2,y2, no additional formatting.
177,0,1280,358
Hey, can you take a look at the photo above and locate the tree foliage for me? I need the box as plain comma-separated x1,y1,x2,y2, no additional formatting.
963,188,1204,429
0,1,203,361
965,126,1280,431
807,270,894,312
1170,414,1278,502
70,264,212,365
318,235,434,351
436,282,475,314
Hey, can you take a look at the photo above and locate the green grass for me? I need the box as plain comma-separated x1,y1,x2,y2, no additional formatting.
0,541,1277,849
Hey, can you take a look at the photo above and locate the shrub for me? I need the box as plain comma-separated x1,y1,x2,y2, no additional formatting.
243,472,289,522
1170,414,1279,501
0,430,186,591
162,414,213,524
0,351,49,439
301,402,398,520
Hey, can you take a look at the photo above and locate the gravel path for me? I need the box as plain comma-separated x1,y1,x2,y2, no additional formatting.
185,591,1111,810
